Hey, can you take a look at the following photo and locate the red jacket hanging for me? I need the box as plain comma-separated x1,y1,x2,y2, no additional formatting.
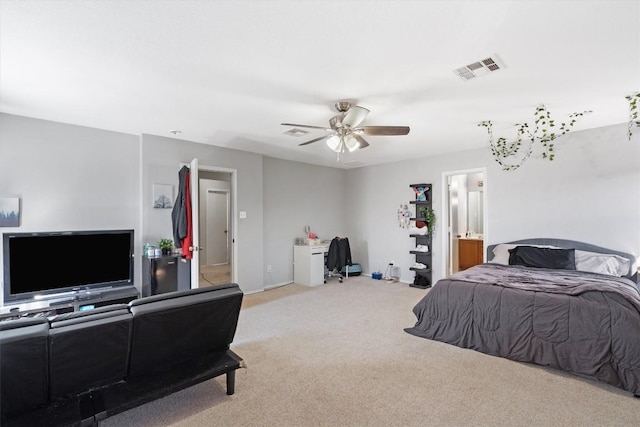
181,170,193,259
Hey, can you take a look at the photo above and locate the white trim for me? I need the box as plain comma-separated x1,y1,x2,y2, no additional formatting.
264,281,294,291
137,135,144,295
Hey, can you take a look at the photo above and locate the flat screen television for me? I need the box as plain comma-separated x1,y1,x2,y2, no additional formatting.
2,229,134,303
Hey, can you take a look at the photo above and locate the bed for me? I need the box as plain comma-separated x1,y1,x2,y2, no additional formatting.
405,238,640,396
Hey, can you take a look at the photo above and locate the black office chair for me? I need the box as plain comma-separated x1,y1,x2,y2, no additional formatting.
325,237,352,283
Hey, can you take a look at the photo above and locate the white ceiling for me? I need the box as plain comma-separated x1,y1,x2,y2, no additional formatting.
1,0,638,169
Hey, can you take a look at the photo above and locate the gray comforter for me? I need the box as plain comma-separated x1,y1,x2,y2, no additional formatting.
405,264,640,395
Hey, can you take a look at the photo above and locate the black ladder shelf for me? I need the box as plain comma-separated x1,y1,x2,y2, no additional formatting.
409,183,432,289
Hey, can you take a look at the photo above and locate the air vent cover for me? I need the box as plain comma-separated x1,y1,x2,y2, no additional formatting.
283,128,309,137
454,55,505,81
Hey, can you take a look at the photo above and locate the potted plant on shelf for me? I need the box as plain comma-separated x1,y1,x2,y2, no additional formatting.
158,238,174,255
419,206,436,237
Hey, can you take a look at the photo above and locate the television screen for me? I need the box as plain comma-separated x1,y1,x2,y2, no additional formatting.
3,230,134,303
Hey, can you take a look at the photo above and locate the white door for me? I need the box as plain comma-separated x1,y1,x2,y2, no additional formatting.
189,158,200,288
206,190,229,265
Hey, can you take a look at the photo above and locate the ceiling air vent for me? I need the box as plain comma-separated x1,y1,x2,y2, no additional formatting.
283,128,309,137
454,55,505,81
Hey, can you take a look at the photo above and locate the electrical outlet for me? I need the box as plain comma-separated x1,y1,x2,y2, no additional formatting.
267,265,272,273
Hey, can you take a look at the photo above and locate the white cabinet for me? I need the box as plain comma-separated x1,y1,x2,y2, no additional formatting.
293,245,328,286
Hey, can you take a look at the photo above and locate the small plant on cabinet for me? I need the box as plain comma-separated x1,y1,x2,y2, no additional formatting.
158,238,174,255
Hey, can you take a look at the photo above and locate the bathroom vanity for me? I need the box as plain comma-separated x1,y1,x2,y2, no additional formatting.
458,237,484,270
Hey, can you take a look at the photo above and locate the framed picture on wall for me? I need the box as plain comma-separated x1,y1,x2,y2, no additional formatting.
0,197,21,227
153,184,173,209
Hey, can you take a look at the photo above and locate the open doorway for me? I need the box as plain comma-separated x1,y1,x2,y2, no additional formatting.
198,170,233,287
442,168,487,277
181,159,237,289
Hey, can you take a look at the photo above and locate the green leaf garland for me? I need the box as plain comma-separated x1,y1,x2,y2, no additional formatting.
626,92,640,140
479,105,591,171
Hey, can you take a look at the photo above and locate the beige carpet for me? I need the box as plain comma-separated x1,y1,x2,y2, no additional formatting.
102,276,639,426
199,263,231,287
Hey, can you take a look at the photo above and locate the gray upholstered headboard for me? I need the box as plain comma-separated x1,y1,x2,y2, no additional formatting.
486,238,638,280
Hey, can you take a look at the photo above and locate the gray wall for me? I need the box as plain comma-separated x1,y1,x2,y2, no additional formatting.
345,123,640,283
0,113,141,294
2,112,638,297
141,133,264,294
2,114,339,296
262,157,347,288
0,114,266,296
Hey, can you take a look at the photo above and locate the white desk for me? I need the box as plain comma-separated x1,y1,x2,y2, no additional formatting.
293,244,329,286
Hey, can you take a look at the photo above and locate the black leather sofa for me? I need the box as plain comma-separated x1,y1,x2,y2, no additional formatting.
0,283,244,426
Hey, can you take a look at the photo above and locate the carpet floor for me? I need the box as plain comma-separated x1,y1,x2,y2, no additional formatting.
102,276,639,426
199,263,231,287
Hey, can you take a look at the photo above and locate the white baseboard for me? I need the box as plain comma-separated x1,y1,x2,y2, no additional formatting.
263,281,294,291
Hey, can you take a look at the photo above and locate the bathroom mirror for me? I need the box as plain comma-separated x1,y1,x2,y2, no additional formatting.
467,191,484,235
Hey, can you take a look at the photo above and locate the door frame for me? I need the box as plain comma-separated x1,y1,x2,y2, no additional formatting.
440,167,488,278
182,161,238,288
199,164,237,286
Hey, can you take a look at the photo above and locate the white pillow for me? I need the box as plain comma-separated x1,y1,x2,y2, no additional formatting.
489,243,558,265
574,250,630,277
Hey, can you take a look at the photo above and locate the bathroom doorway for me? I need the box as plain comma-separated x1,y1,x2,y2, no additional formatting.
442,168,487,276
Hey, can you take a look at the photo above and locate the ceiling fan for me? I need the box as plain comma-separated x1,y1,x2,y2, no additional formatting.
281,101,410,155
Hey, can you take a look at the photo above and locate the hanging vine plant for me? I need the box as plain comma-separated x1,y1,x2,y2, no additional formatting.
478,105,591,171
626,92,640,140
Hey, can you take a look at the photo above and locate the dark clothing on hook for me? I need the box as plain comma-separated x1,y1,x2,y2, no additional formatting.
172,165,190,248
327,237,352,272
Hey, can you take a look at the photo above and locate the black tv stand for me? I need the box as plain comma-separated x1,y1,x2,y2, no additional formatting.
49,298,76,306
0,286,139,320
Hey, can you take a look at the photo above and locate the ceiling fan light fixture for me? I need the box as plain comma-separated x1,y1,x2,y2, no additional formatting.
283,101,408,154
326,135,341,152
344,134,360,152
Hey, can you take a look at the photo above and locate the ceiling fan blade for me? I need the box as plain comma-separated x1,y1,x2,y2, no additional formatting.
298,134,333,146
351,133,370,150
281,123,331,131
360,126,410,136
342,106,370,128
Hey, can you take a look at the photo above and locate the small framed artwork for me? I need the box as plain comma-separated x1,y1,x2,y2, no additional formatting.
0,197,21,227
153,184,173,209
